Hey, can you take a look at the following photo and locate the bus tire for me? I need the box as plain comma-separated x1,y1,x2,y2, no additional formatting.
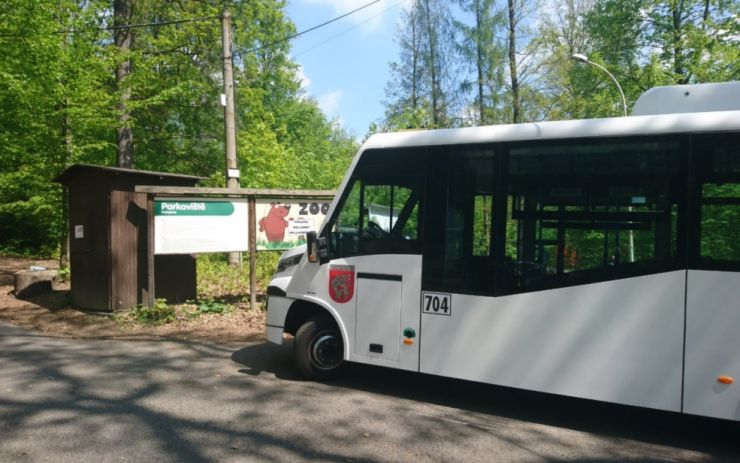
294,316,344,380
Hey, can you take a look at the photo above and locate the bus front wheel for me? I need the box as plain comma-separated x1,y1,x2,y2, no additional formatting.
294,316,344,380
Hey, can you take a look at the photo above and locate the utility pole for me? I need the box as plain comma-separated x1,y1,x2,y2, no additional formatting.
222,11,240,267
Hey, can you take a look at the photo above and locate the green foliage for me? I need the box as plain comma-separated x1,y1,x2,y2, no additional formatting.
57,266,71,283
4,0,737,258
0,0,115,255
700,184,740,261
382,0,739,128
133,299,176,325
257,239,307,250
197,254,249,300
383,0,458,130
197,299,231,314
196,252,281,301
0,1,356,256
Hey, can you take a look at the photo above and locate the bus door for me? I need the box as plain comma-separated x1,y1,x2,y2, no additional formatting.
420,140,688,411
684,133,740,421
327,171,424,372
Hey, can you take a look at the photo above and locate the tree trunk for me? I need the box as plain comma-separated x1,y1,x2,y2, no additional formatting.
475,0,485,125
115,0,134,168
60,112,71,269
671,2,688,84
507,0,521,123
422,0,440,127
411,9,418,110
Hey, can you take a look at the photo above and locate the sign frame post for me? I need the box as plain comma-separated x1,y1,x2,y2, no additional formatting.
147,194,155,308
137,186,335,309
248,195,257,311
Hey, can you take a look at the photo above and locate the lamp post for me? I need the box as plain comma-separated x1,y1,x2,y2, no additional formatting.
572,53,627,117
572,53,634,262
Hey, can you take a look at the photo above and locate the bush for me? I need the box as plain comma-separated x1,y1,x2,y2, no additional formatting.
132,299,175,325
196,252,281,301
57,266,70,283
197,299,231,314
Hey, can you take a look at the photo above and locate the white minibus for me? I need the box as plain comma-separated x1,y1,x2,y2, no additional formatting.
266,83,740,421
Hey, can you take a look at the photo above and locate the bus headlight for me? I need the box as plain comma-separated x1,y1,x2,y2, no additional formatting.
276,253,302,273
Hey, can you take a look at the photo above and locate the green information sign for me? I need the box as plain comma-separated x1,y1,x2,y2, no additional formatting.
155,201,235,216
154,198,248,254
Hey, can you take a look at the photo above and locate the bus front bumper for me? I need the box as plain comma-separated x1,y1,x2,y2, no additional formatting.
266,295,293,344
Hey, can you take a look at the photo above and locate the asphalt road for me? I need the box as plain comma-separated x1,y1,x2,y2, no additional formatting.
1,321,738,462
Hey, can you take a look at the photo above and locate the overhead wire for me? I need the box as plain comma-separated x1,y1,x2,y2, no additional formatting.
0,1,383,53
293,0,407,58
0,16,217,38
243,0,381,54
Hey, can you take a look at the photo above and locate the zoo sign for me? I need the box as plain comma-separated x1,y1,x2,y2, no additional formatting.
256,199,331,250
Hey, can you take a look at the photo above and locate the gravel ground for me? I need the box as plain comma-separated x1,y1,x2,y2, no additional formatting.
0,256,265,343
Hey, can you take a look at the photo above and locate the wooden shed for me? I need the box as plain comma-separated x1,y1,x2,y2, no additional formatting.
55,164,202,312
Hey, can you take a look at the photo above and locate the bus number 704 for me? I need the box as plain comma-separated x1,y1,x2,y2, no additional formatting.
422,292,452,316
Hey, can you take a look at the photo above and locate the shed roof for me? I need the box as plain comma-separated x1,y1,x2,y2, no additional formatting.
54,164,204,184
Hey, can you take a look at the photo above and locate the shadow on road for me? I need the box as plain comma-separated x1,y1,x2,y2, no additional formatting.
232,340,740,460
1,325,358,462
3,320,738,463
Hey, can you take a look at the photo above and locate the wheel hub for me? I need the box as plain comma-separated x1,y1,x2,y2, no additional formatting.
311,332,342,370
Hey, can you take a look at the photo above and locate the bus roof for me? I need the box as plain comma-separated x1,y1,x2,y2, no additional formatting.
361,110,740,152
633,81,740,115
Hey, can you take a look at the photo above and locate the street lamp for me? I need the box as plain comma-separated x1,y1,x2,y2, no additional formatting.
572,53,627,117
572,53,634,262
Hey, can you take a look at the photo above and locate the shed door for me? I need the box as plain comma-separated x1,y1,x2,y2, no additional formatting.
69,194,110,311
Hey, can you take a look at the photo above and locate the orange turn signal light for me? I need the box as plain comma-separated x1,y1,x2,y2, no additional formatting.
403,338,414,345
717,376,734,385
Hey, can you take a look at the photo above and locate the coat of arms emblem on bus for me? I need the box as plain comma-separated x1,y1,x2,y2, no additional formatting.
329,265,355,303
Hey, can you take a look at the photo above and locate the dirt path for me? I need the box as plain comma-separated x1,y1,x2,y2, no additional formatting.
0,256,266,343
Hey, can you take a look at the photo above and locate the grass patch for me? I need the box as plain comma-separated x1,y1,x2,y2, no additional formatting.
196,252,280,303
256,239,306,250
197,299,231,314
114,252,283,328
131,299,176,326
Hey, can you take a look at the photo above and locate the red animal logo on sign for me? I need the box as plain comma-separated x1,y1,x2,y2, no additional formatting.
329,265,355,303
259,203,291,243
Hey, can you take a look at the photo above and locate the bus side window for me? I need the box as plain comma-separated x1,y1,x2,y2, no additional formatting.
502,137,683,293
473,195,493,256
329,176,422,259
331,180,362,257
696,134,740,268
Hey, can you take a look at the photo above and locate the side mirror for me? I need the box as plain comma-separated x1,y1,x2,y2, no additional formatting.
306,231,318,263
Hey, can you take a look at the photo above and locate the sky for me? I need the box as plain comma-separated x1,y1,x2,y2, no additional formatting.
284,0,410,138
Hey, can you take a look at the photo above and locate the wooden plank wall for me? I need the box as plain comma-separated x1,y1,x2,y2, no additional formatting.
110,190,148,310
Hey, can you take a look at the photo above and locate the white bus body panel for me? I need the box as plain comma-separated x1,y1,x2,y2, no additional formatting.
420,271,686,412
284,254,422,372
684,270,740,421
632,82,740,116
356,277,403,361
346,255,422,370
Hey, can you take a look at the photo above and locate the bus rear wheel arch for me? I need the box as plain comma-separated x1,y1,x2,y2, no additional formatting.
294,315,345,380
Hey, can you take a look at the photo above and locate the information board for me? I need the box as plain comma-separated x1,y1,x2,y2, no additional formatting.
154,198,248,254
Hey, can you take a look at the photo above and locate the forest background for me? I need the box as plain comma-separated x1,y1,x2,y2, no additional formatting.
0,0,737,257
